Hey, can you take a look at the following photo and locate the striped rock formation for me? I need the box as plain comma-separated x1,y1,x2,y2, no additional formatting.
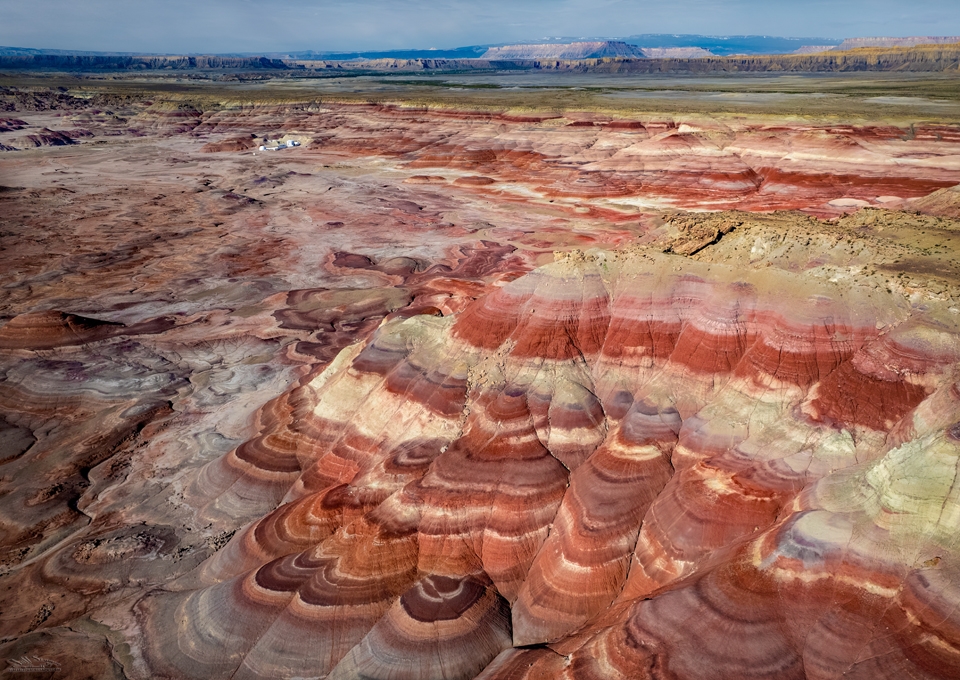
296,104,960,214
134,251,960,679
5,88,960,679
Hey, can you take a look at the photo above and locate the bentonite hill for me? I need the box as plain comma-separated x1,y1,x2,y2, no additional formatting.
1,62,960,679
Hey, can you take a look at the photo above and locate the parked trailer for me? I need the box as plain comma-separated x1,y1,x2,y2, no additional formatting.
257,140,300,151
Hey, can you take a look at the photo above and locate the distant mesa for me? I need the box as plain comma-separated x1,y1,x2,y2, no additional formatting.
637,47,714,58
792,45,839,55
837,36,960,49
480,41,715,60
792,37,960,54
479,37,960,62
479,37,960,61
481,41,646,60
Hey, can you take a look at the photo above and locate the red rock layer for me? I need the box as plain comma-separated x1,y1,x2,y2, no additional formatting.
511,401,677,645
329,574,513,680
235,104,960,213
131,253,960,679
63,99,958,215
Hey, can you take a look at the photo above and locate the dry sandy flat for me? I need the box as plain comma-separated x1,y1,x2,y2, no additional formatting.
1,75,960,679
5,70,960,120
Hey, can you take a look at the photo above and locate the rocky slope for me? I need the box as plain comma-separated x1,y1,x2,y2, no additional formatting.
1,86,960,678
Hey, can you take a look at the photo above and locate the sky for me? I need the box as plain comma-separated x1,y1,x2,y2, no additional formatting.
2,0,959,54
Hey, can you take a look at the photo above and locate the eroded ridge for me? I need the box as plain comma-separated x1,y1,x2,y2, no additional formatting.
133,252,960,679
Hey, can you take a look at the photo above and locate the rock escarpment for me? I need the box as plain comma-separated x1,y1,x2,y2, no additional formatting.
131,252,960,679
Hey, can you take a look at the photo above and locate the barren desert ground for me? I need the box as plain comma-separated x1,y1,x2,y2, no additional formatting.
2,70,960,678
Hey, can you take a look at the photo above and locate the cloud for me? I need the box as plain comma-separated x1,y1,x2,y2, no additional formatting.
1,0,959,53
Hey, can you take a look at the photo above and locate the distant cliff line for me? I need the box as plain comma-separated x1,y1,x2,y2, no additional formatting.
344,43,960,72
0,55,290,70
481,41,647,60
543,43,960,73
477,41,713,60
298,43,960,73
1,43,959,73
836,36,960,50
